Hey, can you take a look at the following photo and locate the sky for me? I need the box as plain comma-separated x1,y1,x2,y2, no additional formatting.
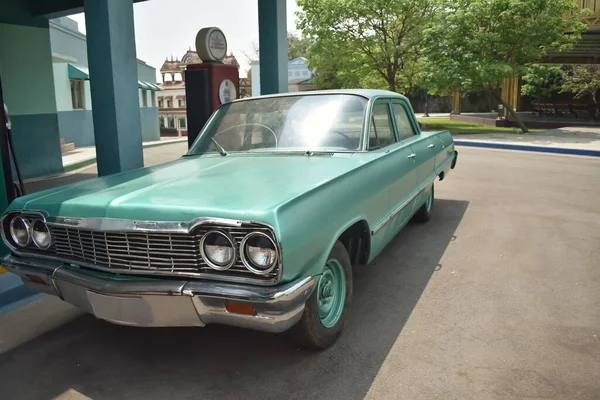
69,0,300,82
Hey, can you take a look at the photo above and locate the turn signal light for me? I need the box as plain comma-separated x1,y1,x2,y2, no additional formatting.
224,301,257,316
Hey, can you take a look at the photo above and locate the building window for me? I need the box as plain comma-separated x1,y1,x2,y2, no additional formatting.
142,90,148,107
160,117,165,128
168,117,175,128
70,79,84,109
166,99,172,108
158,98,163,108
178,118,187,129
178,98,186,108
295,71,300,76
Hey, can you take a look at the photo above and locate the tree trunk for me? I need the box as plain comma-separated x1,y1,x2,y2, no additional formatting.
489,90,529,133
388,80,396,93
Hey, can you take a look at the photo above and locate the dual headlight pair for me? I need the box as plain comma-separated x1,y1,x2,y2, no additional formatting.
9,217,52,250
200,231,278,275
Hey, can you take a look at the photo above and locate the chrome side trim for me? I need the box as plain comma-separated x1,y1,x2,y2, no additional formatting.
371,176,437,235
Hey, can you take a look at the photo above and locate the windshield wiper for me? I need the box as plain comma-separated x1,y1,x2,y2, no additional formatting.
211,138,228,156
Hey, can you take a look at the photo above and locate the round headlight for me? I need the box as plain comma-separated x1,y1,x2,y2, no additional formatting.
9,217,31,247
200,231,236,270
31,219,52,249
241,232,278,275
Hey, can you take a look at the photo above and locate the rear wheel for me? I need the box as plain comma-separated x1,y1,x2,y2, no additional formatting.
289,241,353,349
414,184,434,223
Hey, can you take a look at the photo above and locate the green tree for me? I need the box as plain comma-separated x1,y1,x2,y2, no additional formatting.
423,0,586,132
561,65,600,106
241,33,313,65
287,32,312,60
521,64,564,104
297,0,438,93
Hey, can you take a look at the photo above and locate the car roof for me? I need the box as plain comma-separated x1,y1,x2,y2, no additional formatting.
231,89,409,103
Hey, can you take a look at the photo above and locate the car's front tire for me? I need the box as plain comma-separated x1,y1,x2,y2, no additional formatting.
289,241,353,349
414,184,434,223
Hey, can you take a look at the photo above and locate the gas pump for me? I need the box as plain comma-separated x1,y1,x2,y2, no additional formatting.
0,76,25,204
184,27,239,148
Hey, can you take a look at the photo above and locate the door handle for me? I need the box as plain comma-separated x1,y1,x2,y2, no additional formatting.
408,153,416,159
428,144,436,149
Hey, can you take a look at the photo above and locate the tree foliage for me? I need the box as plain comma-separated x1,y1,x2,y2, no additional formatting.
521,64,564,102
241,32,312,66
561,65,600,105
287,32,312,60
423,0,587,131
297,0,437,93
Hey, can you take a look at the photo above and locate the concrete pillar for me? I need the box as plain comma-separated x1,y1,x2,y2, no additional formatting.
258,0,288,94
84,0,143,176
0,23,63,179
451,91,461,114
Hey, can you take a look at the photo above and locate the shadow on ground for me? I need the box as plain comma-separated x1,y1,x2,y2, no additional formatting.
0,199,469,400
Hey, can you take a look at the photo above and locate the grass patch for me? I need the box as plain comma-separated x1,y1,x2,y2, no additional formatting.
417,117,544,134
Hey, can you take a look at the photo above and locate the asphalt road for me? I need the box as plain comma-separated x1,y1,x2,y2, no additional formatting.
2,147,599,400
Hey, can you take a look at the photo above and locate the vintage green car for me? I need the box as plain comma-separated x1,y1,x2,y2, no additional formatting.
1,90,457,348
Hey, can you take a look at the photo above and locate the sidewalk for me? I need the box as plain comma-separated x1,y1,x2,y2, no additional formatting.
453,127,600,157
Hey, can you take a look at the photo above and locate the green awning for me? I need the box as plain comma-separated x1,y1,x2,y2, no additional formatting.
68,64,89,80
148,82,163,91
138,80,151,90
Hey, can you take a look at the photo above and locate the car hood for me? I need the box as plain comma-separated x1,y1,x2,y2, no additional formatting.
13,153,364,224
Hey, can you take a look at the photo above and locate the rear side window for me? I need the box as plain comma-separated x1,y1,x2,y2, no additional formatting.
391,103,416,140
369,103,397,150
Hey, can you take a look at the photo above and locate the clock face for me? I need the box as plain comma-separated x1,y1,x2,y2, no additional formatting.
208,29,227,61
219,79,237,104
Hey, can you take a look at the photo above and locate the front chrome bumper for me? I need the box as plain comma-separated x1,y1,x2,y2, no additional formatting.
1,254,315,333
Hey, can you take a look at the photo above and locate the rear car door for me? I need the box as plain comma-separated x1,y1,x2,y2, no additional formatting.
390,101,437,197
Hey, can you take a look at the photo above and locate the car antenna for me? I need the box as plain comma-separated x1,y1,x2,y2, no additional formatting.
211,138,228,156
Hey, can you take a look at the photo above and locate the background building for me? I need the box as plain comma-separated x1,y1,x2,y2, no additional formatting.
157,50,241,136
251,57,315,96
49,17,161,149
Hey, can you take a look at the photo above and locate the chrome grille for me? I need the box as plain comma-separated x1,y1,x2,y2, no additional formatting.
46,223,278,281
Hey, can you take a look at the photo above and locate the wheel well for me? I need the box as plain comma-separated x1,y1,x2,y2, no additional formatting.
339,220,370,266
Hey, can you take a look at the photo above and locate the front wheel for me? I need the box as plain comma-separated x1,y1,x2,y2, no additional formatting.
289,241,353,349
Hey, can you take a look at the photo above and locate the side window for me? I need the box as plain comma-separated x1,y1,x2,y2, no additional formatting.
392,103,416,140
369,103,396,150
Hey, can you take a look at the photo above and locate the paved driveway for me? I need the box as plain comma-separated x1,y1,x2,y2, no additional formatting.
1,148,599,400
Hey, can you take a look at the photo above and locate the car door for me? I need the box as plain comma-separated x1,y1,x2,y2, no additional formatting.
368,100,419,241
390,101,436,211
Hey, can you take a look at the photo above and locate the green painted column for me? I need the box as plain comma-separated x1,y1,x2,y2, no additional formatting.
83,0,143,176
258,0,288,94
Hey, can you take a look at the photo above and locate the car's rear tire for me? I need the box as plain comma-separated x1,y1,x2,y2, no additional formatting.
414,184,434,223
289,241,353,349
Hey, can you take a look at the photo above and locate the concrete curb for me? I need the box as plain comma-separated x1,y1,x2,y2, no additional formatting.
63,157,97,173
454,140,600,157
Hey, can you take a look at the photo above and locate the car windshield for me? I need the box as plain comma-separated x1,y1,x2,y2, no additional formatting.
188,94,367,155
